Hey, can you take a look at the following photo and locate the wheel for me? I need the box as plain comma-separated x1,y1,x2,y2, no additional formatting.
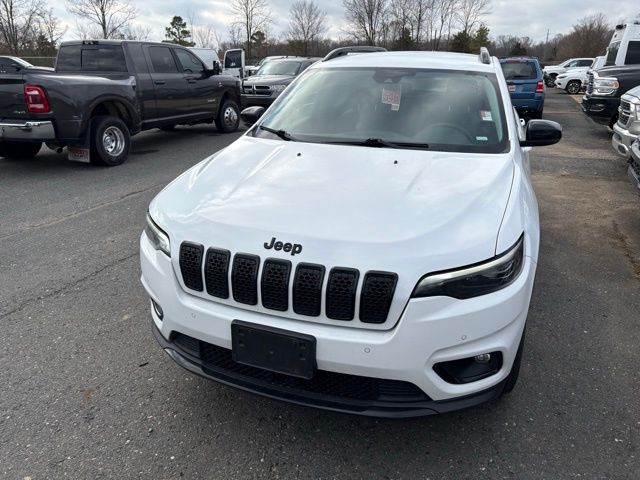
89,116,131,166
502,328,525,394
215,99,240,133
545,74,556,87
0,141,42,159
566,80,581,95
160,125,175,132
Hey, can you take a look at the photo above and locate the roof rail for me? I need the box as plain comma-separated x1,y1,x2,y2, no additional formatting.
479,47,491,65
323,46,387,62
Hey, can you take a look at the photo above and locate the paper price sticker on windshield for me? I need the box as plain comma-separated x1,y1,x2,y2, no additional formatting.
382,85,402,110
480,110,493,122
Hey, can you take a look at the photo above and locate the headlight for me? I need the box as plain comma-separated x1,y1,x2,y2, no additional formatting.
145,213,170,257
593,77,619,95
557,74,567,79
271,84,287,93
411,236,524,300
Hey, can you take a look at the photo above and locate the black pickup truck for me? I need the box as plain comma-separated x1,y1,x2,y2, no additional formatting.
0,40,241,166
582,65,640,127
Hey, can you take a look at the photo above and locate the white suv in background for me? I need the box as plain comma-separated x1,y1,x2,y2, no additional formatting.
544,57,595,87
140,47,562,417
555,56,605,94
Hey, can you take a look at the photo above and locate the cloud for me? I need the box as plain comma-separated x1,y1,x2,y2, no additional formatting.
48,0,639,46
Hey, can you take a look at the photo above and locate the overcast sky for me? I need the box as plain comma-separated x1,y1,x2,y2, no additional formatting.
50,0,639,45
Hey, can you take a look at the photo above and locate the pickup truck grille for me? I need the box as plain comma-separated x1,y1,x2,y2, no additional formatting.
242,85,272,96
586,72,594,95
178,242,398,326
618,99,633,127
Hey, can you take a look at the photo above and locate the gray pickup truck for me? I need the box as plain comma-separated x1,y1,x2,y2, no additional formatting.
0,40,241,166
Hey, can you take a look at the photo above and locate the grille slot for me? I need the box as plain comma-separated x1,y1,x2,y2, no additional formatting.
359,272,398,324
204,248,231,299
292,263,325,317
326,268,359,321
586,72,594,95
179,242,204,292
231,254,260,305
261,259,292,311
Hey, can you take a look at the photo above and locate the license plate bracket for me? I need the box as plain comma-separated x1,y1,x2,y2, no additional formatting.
231,320,316,379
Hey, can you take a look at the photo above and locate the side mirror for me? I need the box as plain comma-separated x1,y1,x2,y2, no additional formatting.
241,106,265,126
211,61,221,76
520,119,562,147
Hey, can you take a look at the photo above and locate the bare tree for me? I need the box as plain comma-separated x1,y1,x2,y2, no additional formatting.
121,23,153,41
555,13,612,58
66,0,138,39
287,1,327,56
37,7,67,46
230,0,271,60
343,0,388,45
193,24,219,49
456,0,491,34
0,0,44,54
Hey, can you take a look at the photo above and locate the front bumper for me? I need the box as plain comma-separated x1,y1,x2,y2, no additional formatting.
612,123,638,158
241,95,276,108
582,96,619,125
0,120,55,141
140,233,535,416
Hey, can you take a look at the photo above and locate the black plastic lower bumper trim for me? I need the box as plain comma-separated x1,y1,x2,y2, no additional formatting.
151,321,508,418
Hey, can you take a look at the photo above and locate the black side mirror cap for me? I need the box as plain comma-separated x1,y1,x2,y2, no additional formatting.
241,106,265,126
520,119,562,147
211,61,221,75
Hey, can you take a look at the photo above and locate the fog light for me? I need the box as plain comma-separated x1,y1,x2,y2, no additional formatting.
474,353,492,364
434,351,502,384
151,299,164,320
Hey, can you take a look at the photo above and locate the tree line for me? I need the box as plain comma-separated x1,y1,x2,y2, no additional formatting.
0,0,637,66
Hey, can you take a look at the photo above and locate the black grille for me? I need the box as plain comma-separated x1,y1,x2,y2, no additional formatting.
326,268,359,321
204,248,231,299
587,72,594,95
261,259,292,311
179,242,204,292
232,254,260,305
359,272,398,324
178,335,428,402
292,263,325,317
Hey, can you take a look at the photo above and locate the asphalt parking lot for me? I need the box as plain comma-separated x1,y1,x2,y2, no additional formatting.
1,89,640,479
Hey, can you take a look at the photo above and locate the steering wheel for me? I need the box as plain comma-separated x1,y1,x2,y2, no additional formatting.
421,123,474,143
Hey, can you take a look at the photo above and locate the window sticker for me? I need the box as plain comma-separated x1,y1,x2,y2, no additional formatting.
476,136,489,142
480,110,493,121
382,84,402,110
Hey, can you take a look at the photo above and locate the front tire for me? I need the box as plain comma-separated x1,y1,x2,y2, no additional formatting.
545,74,556,87
0,141,41,159
89,116,131,166
215,99,240,133
566,80,581,95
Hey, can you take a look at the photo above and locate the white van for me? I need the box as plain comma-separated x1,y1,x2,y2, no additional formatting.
605,23,640,67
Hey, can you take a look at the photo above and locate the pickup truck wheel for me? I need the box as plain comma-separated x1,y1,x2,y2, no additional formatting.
215,100,240,133
566,80,581,95
90,116,130,166
0,141,41,159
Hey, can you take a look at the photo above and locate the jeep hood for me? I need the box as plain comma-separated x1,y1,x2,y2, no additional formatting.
150,137,516,282
244,74,293,84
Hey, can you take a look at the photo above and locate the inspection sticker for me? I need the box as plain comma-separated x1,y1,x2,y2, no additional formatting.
480,110,493,121
382,84,402,110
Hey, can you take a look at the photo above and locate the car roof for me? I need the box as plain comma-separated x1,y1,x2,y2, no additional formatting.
311,51,497,73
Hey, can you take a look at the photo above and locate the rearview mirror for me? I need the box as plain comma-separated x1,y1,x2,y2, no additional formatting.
241,106,265,126
520,119,562,147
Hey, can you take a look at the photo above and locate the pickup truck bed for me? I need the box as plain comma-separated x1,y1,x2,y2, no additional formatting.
0,40,242,166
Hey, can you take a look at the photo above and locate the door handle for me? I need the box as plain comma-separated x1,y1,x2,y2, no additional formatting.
187,79,197,84
154,80,166,85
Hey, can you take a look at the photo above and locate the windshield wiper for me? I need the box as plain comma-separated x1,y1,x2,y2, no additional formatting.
259,125,296,141
328,138,429,149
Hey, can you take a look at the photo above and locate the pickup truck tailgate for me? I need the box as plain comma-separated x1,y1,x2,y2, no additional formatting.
0,73,28,120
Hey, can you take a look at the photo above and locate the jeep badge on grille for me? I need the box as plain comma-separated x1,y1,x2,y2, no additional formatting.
264,237,303,256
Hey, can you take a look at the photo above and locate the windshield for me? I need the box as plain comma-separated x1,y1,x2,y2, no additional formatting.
257,61,302,76
606,42,620,66
256,67,508,154
500,61,537,79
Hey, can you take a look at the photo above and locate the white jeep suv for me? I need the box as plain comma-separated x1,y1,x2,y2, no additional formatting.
140,47,562,417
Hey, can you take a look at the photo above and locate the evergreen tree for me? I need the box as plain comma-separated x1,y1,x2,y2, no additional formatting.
165,16,195,46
